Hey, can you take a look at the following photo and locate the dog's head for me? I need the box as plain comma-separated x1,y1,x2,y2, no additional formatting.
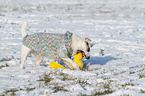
76,37,91,60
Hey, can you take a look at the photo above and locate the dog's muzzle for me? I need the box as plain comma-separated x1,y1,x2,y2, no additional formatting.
77,50,90,59
86,56,90,59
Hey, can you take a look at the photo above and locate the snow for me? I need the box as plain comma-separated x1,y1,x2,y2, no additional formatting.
0,0,145,95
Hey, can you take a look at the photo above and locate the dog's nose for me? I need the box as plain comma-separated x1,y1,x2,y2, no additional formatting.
86,56,90,59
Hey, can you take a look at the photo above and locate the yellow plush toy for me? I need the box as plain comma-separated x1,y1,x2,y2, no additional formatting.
73,52,83,69
50,61,67,69
50,52,83,69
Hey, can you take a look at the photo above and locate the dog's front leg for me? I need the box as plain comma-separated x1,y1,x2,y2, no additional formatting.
62,58,79,70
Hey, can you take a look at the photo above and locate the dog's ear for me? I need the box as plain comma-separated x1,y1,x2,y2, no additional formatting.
85,38,96,47
85,37,91,43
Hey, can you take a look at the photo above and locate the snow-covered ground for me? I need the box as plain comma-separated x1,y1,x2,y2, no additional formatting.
0,0,145,95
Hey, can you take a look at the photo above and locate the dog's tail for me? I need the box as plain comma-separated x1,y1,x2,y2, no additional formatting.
21,21,28,37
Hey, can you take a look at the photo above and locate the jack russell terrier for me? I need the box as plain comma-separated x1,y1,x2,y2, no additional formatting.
20,21,91,69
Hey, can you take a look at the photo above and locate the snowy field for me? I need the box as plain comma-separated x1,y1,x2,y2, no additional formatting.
0,0,145,95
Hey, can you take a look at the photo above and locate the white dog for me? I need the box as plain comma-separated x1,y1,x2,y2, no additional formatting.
20,21,91,69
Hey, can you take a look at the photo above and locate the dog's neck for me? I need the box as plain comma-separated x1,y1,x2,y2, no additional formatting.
71,34,84,54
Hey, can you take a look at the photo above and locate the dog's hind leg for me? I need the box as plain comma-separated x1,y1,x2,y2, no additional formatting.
35,53,43,66
20,45,31,69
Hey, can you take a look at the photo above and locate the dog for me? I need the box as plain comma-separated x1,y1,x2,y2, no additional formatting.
20,21,91,69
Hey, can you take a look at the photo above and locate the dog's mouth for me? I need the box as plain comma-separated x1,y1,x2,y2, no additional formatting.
77,50,90,59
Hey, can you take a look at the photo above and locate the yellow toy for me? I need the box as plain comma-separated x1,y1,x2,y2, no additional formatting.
50,61,67,69
50,52,83,70
73,52,83,69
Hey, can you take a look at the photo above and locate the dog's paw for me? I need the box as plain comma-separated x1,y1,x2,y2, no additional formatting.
20,66,25,69
72,62,80,70
74,67,80,70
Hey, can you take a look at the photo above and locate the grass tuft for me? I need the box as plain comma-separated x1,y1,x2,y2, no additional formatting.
139,74,145,79
93,80,115,95
140,89,145,93
0,58,12,62
53,86,68,93
0,64,9,69
37,73,54,85
3,88,18,96
26,87,36,92
121,83,134,87
94,90,114,95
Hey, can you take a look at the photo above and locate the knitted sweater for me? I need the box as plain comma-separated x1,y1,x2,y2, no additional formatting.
22,31,73,59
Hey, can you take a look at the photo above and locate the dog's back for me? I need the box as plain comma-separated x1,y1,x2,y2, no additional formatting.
22,33,68,59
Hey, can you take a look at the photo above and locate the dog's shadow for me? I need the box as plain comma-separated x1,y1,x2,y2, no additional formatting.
84,56,118,66
42,55,119,69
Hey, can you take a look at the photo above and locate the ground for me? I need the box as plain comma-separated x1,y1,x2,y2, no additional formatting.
0,0,145,95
